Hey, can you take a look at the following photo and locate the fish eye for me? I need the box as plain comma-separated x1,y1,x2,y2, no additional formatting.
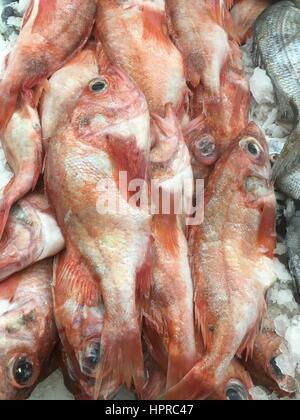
195,135,215,157
247,142,260,156
240,137,263,160
225,381,248,401
81,342,101,377
12,356,34,386
192,134,217,164
270,357,284,380
89,78,108,93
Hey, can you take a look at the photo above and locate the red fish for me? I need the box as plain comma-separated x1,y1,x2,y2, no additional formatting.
40,42,99,147
0,0,96,129
45,51,152,398
144,104,197,390
0,99,42,239
186,41,250,179
243,317,296,395
208,359,253,400
0,259,57,400
96,0,188,120
231,0,275,44
0,191,65,282
162,123,277,399
53,251,120,400
165,0,233,95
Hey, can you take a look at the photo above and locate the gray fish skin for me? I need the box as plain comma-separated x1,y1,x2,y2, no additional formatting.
286,211,300,297
253,1,300,198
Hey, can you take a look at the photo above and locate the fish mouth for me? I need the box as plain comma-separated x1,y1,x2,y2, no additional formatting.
270,357,297,394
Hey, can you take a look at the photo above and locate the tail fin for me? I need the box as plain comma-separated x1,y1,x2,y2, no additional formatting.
0,80,18,130
161,322,238,400
95,322,144,399
166,345,198,391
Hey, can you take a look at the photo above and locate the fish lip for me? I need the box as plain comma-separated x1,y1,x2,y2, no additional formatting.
249,168,272,185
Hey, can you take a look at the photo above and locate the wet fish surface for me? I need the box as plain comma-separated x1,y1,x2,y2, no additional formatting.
0,259,57,400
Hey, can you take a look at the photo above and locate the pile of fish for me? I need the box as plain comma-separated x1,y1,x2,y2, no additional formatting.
0,0,299,401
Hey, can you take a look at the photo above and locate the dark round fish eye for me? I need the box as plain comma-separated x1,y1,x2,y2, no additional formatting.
13,357,34,386
195,136,215,157
89,78,108,93
247,142,260,156
81,342,101,376
225,383,248,401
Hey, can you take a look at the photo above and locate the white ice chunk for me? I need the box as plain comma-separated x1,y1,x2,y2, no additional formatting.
250,387,269,401
275,353,296,378
249,68,275,105
275,243,287,256
285,320,300,362
272,258,292,284
274,314,290,338
7,16,22,27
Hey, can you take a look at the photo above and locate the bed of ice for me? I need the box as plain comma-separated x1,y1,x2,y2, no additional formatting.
0,0,299,401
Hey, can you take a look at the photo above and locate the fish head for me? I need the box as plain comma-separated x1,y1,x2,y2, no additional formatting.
71,56,149,139
183,113,218,181
247,320,297,395
0,263,56,399
0,200,42,282
210,359,254,401
53,252,108,399
226,122,272,190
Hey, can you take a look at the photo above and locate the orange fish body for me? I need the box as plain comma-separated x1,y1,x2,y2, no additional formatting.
194,41,249,145
165,0,232,95
243,317,296,395
144,105,197,391
0,259,57,400
231,0,275,44
163,123,277,399
0,100,42,239
0,0,96,129
143,324,254,400
53,251,118,400
40,43,99,147
96,0,188,119
187,41,250,179
45,56,152,398
0,191,65,282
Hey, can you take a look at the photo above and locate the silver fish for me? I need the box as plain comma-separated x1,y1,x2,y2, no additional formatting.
286,210,300,297
253,1,300,198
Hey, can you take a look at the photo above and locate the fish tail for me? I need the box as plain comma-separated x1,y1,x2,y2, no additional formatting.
161,323,235,400
94,321,144,399
166,345,198,391
142,359,166,400
0,80,19,130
